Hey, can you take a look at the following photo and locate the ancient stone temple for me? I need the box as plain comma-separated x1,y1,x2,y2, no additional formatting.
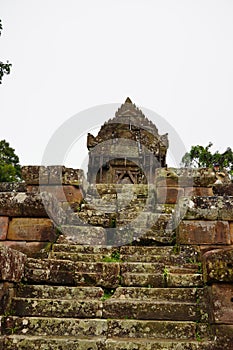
87,98,168,184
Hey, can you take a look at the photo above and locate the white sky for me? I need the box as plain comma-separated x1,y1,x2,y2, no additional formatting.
1,0,233,170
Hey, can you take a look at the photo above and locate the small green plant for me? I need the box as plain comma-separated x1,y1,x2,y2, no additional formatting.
101,288,116,301
102,251,121,263
163,267,169,286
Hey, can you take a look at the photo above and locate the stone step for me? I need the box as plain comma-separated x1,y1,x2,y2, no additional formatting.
0,336,216,350
105,338,215,350
24,259,120,287
2,317,200,339
16,285,104,299
120,262,164,273
11,298,103,318
51,244,200,263
2,317,107,337
112,287,201,303
102,299,199,321
2,335,105,350
121,272,203,287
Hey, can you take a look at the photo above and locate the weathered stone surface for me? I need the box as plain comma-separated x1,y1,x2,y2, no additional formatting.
107,319,196,340
0,216,9,240
21,166,49,184
202,247,233,283
3,316,107,336
218,196,233,220
3,336,105,350
48,166,85,186
0,182,27,192
0,246,26,282
0,193,48,217
176,196,219,221
178,220,231,245
40,192,67,225
39,185,83,203
16,285,104,300
209,284,233,324
176,196,233,222
184,187,213,197
57,226,106,245
214,325,233,349
230,222,233,244
0,241,50,257
213,183,233,196
0,282,15,313
7,218,57,242
12,297,103,318
156,187,184,204
105,339,215,350
103,299,198,321
155,167,217,187
24,258,77,285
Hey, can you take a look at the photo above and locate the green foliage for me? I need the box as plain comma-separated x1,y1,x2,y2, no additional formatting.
102,251,122,263
0,140,21,182
181,142,233,176
0,19,12,84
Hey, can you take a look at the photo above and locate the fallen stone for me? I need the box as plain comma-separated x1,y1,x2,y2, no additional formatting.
21,166,49,185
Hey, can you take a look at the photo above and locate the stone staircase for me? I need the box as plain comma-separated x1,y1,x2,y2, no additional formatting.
0,243,216,349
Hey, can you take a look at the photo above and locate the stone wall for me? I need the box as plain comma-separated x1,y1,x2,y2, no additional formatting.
0,166,84,257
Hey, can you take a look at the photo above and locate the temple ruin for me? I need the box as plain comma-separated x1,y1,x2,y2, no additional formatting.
87,98,168,184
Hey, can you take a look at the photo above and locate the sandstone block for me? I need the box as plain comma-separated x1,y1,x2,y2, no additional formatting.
156,187,184,204
0,182,27,192
210,284,233,324
218,196,233,220
0,241,50,257
155,167,217,187
0,193,48,217
0,217,9,240
178,220,230,245
21,166,49,184
230,222,233,244
57,225,106,245
176,196,219,221
8,218,57,242
0,246,26,282
202,247,233,283
48,166,85,185
39,185,83,203
184,187,213,197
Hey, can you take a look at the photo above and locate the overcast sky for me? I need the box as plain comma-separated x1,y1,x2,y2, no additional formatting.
1,0,233,171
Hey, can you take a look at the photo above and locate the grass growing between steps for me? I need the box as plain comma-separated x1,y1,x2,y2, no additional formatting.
101,288,116,301
102,251,122,263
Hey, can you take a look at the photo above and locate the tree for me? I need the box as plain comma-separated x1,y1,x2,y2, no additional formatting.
0,140,21,182
181,142,233,177
0,19,12,84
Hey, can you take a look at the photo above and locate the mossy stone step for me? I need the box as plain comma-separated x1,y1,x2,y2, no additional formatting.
2,317,199,339
16,285,104,299
121,272,203,287
24,259,120,287
105,338,215,350
112,287,201,302
11,298,103,318
120,262,164,273
103,299,199,321
2,317,107,337
2,335,105,350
